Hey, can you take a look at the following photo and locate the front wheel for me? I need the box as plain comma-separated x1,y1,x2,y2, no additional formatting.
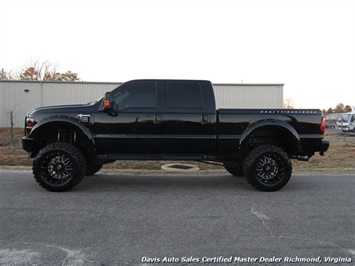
243,145,292,191
33,142,86,192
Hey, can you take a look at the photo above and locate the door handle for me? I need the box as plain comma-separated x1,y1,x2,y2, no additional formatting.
154,114,161,124
201,115,209,125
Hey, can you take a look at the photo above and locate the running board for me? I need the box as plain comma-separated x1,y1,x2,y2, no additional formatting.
94,153,216,162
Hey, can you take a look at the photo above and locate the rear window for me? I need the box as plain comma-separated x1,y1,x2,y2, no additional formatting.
167,82,203,109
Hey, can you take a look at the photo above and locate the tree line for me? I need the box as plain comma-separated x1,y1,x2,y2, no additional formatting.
0,60,79,81
322,103,352,115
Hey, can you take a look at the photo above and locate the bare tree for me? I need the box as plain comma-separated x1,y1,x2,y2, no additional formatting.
9,110,14,147
17,60,79,81
0,68,14,80
283,98,295,109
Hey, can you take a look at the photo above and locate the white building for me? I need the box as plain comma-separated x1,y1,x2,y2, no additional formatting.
0,80,283,128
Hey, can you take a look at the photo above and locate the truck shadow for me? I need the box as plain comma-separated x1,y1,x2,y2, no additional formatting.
79,172,248,191
77,172,302,193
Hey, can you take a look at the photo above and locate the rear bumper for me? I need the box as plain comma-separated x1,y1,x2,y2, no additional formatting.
320,140,330,155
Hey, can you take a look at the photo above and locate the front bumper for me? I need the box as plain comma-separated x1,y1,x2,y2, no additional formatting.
22,136,35,153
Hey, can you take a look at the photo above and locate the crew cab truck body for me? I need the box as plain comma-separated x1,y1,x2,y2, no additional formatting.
22,79,329,192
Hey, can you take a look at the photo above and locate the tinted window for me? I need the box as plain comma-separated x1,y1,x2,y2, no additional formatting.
113,81,157,110
167,82,203,109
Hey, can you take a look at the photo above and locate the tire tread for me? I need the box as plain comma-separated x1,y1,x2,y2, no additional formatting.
33,142,86,192
243,145,292,191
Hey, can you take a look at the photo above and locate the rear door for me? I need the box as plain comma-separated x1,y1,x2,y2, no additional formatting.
161,80,216,155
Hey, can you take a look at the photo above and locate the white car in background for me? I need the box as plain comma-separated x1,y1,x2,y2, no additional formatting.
337,111,355,132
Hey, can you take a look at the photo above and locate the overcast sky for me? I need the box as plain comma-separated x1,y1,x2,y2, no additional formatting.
0,0,354,110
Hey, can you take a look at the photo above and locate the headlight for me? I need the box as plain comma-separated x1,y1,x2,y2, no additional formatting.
26,117,35,128
25,117,35,135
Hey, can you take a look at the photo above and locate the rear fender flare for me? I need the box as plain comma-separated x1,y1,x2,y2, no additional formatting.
239,119,300,153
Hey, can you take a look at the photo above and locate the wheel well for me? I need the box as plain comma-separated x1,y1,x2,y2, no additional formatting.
244,126,300,155
31,122,94,158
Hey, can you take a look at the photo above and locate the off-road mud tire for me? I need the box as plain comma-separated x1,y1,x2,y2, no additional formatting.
33,142,86,192
243,145,292,191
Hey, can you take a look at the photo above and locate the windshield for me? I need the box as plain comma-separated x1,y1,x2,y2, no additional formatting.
341,114,351,122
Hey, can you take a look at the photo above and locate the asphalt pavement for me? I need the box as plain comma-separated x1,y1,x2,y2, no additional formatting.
0,169,354,266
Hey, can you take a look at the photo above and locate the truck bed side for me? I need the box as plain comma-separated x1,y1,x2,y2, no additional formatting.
217,109,326,160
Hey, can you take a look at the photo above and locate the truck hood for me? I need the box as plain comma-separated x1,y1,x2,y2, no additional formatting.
27,103,97,118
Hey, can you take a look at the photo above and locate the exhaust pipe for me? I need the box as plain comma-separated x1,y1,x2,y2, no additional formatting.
297,155,310,161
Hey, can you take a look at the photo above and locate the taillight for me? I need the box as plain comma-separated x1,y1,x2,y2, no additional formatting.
320,117,326,134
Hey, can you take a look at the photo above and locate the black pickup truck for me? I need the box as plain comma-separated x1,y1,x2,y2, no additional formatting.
22,79,329,192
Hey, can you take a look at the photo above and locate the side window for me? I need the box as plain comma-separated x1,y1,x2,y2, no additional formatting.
113,81,157,110
351,115,355,123
167,82,203,109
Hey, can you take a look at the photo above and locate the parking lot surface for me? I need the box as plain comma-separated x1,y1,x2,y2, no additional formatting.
0,169,354,265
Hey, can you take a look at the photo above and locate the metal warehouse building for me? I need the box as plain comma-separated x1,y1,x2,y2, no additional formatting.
0,80,283,128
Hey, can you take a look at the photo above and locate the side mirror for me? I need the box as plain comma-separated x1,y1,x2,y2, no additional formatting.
103,92,118,116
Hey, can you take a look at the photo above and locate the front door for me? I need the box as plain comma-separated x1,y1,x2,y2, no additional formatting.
92,80,163,155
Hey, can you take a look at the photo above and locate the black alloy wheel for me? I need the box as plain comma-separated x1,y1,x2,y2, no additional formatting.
243,145,292,191
33,142,86,192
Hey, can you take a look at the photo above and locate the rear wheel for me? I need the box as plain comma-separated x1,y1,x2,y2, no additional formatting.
33,142,86,192
243,145,292,191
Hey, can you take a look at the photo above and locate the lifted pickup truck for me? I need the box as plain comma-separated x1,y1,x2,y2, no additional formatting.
22,79,329,192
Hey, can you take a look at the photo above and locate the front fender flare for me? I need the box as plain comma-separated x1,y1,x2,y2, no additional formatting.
29,116,95,155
